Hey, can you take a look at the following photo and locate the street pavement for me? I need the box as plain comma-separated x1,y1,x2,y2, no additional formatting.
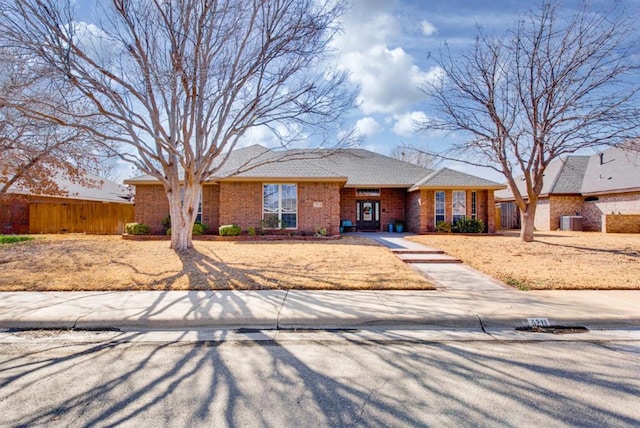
0,233,638,332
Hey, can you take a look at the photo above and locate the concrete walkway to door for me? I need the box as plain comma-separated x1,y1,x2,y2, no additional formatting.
352,232,640,329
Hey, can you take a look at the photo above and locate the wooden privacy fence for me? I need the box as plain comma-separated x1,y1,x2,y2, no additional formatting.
29,202,134,235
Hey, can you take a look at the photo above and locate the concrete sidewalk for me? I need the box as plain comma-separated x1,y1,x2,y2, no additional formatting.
0,233,638,331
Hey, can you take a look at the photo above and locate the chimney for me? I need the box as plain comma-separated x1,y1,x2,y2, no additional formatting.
599,153,604,165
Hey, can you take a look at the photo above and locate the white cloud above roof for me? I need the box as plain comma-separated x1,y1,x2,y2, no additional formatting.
355,117,382,137
392,111,428,137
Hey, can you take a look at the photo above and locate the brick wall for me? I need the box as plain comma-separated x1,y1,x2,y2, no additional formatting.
406,191,423,233
582,191,640,232
603,214,640,233
298,182,341,234
132,185,169,234
201,184,220,231
548,195,583,230
485,190,496,233
0,195,29,234
380,188,406,229
219,181,263,230
339,188,356,225
220,181,341,234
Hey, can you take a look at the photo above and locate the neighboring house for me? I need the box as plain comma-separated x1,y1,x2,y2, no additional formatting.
1,172,133,234
496,147,640,232
124,145,505,235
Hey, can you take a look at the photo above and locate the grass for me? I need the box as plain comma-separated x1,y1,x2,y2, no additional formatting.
0,234,434,291
0,235,34,244
408,231,640,290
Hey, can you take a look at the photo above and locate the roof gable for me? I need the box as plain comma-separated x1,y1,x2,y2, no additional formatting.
411,167,505,190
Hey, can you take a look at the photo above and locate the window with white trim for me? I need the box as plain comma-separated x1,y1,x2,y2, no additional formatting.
435,191,445,226
471,191,477,219
453,191,466,223
263,184,297,229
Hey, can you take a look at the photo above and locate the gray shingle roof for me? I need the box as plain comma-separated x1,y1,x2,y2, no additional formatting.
7,171,132,203
581,147,640,195
495,147,640,200
284,148,436,186
125,144,501,189
411,167,505,189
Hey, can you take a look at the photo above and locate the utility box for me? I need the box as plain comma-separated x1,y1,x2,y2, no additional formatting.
560,216,582,231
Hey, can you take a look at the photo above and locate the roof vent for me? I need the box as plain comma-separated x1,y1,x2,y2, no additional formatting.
599,153,604,165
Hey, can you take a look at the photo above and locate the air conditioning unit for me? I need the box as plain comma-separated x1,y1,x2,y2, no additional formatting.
559,216,582,231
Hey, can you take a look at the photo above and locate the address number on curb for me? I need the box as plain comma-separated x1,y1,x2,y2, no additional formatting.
527,318,551,327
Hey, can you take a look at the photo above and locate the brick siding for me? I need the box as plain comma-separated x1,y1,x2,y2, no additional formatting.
582,191,640,232
603,214,640,233
219,181,341,234
298,182,341,235
548,195,583,230
201,184,220,231
219,181,263,230
406,190,425,233
132,185,169,234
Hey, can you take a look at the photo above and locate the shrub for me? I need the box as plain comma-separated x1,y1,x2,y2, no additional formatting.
315,227,328,237
125,223,151,235
247,227,256,236
453,218,485,233
161,215,171,232
436,221,452,233
192,222,206,236
219,224,242,236
166,221,209,236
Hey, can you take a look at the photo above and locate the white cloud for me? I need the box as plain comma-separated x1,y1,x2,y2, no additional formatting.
333,1,443,115
421,19,437,36
354,117,382,137
392,111,428,137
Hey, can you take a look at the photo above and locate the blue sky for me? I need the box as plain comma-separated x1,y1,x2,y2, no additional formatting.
327,0,640,181
73,0,637,182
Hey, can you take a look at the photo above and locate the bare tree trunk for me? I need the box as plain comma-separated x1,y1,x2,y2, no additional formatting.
166,183,201,251
519,204,537,242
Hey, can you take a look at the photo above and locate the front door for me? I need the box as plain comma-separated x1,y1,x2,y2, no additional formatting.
356,200,380,231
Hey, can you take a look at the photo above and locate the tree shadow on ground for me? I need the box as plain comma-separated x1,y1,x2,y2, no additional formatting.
1,334,639,426
535,240,640,258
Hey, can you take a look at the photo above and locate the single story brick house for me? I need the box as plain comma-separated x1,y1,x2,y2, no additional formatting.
1,171,133,234
125,145,505,235
496,147,640,232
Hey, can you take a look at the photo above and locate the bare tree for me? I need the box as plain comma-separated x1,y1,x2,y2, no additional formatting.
419,1,640,241
0,46,116,196
391,144,439,169
0,0,356,250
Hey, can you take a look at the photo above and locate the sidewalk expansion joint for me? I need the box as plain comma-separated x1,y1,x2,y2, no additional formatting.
276,290,289,330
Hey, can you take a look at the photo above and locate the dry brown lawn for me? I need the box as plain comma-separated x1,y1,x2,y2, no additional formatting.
0,235,433,291
409,231,640,290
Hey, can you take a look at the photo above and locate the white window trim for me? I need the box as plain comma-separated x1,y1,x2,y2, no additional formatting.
435,191,445,226
452,190,466,222
471,191,477,219
262,183,298,229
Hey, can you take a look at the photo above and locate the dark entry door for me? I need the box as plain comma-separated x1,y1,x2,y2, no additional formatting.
356,200,380,231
